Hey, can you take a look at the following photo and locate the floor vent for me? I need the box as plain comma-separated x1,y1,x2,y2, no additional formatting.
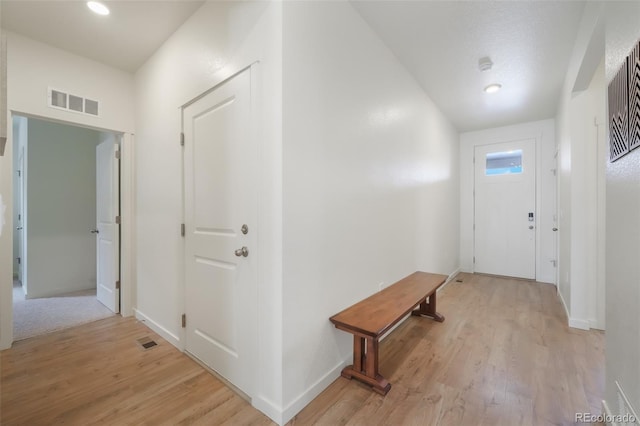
48,88,100,117
136,336,158,350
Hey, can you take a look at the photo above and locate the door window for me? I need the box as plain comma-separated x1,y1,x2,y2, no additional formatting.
485,149,523,175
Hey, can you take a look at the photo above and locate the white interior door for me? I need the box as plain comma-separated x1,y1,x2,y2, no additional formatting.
96,138,120,313
474,139,536,279
184,68,257,396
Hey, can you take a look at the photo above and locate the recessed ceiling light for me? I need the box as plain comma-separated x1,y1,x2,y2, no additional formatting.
87,1,110,16
484,83,502,94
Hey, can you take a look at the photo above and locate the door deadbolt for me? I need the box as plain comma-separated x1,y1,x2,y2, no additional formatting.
241,224,248,235
235,246,249,257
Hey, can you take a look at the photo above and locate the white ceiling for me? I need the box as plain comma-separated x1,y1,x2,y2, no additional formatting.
351,1,586,131
1,0,204,73
1,0,587,132
353,1,585,131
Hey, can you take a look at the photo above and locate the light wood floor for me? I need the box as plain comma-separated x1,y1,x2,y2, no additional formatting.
0,315,274,425
290,273,605,426
1,273,604,425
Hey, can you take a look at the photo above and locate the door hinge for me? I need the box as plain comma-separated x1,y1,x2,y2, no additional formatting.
115,215,121,224
473,256,476,263
181,223,185,236
181,314,187,328
115,280,121,290
17,170,21,177
473,223,475,231
17,257,20,265
115,150,121,160
180,132,185,146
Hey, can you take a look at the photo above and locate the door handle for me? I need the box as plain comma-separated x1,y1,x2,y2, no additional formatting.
16,227,22,230
91,229,99,234
234,247,249,257
552,227,558,231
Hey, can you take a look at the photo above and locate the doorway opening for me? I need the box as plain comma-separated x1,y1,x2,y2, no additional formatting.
11,114,121,341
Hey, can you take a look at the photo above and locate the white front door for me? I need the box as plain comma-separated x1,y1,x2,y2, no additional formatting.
474,139,536,279
183,68,257,396
96,138,120,313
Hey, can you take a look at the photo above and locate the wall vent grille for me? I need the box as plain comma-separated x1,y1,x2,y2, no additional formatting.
48,88,99,117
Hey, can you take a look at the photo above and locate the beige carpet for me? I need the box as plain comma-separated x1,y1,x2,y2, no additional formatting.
13,280,114,341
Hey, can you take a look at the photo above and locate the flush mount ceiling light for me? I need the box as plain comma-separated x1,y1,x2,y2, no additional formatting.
484,83,502,94
87,1,110,16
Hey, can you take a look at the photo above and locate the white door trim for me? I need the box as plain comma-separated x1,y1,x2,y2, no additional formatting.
460,120,557,284
0,112,136,350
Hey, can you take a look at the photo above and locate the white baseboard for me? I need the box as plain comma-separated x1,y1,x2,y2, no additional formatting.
568,318,590,330
602,399,616,426
282,359,349,424
558,287,570,318
590,318,605,331
133,308,182,349
556,288,590,330
253,396,284,426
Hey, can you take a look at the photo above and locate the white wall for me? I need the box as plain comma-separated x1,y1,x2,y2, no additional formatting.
26,118,100,298
555,2,605,331
604,0,640,417
568,65,605,330
0,31,135,349
0,19,9,349
133,1,283,421
459,119,557,284
5,32,134,133
281,1,459,421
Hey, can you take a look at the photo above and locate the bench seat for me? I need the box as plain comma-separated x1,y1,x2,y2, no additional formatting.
329,271,448,394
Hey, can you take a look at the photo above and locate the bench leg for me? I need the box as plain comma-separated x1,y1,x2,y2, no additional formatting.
411,291,445,322
341,335,391,395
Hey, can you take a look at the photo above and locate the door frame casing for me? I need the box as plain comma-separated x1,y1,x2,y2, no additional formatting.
459,119,557,284
180,64,260,398
16,144,25,285
0,112,136,350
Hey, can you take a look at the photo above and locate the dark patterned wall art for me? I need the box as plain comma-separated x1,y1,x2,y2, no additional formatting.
608,39,640,162
609,57,629,161
628,41,640,152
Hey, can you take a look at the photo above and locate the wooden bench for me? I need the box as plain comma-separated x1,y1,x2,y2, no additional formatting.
329,271,448,395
